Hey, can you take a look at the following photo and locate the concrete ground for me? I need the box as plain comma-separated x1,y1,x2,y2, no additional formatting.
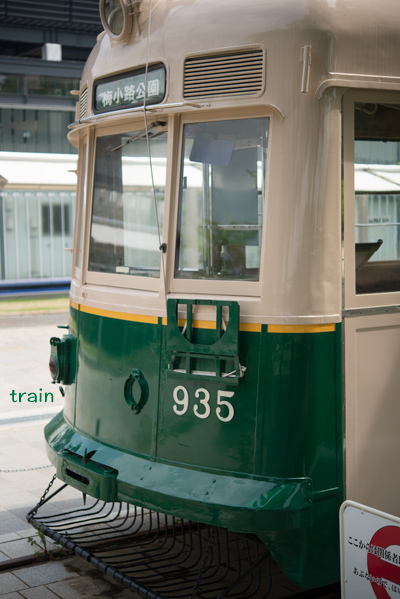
0,311,142,598
0,421,141,599
0,312,66,418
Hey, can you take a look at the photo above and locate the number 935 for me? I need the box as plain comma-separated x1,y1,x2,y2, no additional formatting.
172,385,235,423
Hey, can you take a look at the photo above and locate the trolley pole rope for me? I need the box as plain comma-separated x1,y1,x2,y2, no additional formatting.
143,0,168,314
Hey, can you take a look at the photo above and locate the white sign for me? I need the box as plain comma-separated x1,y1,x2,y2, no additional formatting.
340,501,400,598
95,66,165,113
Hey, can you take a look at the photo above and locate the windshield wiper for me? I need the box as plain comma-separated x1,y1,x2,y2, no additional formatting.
111,121,166,152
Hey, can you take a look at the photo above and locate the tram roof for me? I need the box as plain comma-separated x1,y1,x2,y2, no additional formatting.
81,0,400,105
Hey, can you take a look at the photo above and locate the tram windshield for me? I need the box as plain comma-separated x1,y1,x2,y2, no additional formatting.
175,117,269,281
88,126,167,277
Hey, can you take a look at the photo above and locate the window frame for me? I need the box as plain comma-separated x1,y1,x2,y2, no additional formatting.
343,91,400,310
168,107,271,298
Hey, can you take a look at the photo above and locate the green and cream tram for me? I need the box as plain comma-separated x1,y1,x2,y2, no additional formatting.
42,0,400,591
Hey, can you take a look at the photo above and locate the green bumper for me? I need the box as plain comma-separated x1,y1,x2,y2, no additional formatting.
45,410,312,533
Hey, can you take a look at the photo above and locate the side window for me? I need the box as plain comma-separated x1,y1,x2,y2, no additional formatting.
174,117,269,282
355,103,400,294
75,141,87,269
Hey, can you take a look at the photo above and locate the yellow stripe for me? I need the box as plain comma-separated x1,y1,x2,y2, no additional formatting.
71,303,334,334
161,317,217,329
162,317,221,329
161,318,261,332
239,323,262,332
268,323,336,334
79,304,158,324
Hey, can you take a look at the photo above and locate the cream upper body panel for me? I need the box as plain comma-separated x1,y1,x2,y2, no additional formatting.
69,0,400,324
81,0,400,105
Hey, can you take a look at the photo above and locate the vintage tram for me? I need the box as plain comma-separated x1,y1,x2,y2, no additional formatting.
42,0,400,591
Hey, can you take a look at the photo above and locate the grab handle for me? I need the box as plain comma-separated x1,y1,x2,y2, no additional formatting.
124,369,149,414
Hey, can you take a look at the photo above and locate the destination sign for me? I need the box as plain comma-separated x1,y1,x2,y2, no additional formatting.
94,65,166,113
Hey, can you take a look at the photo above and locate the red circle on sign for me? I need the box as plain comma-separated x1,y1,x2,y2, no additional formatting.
367,526,400,598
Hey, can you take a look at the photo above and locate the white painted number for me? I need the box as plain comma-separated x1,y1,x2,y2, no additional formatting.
216,390,235,422
193,388,211,419
172,386,235,423
172,385,189,415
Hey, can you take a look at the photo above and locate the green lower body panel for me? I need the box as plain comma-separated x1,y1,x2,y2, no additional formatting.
259,494,340,588
48,305,342,588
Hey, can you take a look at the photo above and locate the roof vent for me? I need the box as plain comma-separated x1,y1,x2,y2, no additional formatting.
183,48,265,99
79,87,88,120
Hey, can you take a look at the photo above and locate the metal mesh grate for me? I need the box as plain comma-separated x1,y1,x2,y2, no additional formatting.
79,88,88,120
183,49,265,99
27,482,272,599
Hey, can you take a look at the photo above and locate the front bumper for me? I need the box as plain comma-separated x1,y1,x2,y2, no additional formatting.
46,410,313,533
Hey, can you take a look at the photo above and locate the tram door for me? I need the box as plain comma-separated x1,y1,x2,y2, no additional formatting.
343,93,400,516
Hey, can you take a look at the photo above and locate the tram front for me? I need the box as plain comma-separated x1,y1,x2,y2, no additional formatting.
40,0,355,591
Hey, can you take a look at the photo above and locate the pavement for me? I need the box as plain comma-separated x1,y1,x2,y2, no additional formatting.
0,312,65,418
0,311,322,599
0,311,140,598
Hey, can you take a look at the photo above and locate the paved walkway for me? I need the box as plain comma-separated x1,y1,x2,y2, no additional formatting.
0,312,141,597
0,313,66,417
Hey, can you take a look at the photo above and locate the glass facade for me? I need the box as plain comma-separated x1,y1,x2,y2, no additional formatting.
0,108,76,154
0,75,79,281
0,68,79,283
0,73,80,98
0,2,98,285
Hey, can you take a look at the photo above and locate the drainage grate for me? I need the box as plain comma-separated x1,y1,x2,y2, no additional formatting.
27,482,271,598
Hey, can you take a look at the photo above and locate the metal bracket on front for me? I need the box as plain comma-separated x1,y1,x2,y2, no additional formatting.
166,299,242,385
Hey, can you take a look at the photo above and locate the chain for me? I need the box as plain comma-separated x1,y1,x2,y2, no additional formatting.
30,473,58,518
38,472,57,505
191,528,216,598
0,464,53,473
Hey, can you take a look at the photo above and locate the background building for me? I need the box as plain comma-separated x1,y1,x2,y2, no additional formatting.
0,0,102,292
